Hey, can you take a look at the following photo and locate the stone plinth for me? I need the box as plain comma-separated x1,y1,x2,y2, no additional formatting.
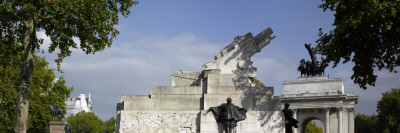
49,121,68,133
282,76,344,96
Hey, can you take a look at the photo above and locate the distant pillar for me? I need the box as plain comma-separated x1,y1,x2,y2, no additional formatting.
324,107,330,133
292,108,298,133
348,108,355,133
338,107,343,133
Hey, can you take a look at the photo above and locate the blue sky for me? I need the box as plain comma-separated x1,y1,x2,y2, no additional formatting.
38,1,400,121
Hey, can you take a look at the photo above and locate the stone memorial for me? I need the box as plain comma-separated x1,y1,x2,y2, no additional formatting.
115,27,359,133
47,102,71,133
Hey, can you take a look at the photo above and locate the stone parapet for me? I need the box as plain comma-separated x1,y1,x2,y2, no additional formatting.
171,71,201,86
121,95,201,110
283,76,344,95
151,86,202,95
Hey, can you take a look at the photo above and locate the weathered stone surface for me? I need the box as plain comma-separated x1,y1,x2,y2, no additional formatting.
117,111,199,133
204,28,275,75
282,76,344,96
48,121,68,133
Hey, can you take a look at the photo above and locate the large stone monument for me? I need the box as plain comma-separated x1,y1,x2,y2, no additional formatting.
115,28,359,133
116,28,285,133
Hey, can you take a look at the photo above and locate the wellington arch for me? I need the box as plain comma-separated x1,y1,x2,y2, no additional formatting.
115,27,359,133
281,76,358,133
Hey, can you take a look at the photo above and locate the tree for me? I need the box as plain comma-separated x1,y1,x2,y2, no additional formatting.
376,88,400,133
354,114,377,133
67,111,105,133
0,53,72,132
305,121,323,133
104,116,117,133
0,0,137,132
317,0,400,89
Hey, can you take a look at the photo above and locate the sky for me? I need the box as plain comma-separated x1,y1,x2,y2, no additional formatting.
37,1,400,121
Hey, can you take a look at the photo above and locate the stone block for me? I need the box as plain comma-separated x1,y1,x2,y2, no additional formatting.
171,71,200,86
117,110,199,133
121,95,201,110
283,76,344,95
151,86,202,95
48,121,68,133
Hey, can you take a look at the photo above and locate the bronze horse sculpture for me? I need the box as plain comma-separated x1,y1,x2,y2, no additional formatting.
47,104,65,120
298,44,328,77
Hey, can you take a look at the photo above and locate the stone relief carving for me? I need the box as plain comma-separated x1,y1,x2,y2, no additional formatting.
204,28,275,75
258,111,285,133
120,112,198,133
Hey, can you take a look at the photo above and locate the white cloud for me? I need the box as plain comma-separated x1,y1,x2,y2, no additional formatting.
37,31,225,120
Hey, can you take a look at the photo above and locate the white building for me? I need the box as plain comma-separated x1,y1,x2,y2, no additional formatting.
65,93,92,118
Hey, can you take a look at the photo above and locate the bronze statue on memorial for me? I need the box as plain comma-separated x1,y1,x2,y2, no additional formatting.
204,98,247,133
298,43,328,77
282,103,299,133
46,102,65,120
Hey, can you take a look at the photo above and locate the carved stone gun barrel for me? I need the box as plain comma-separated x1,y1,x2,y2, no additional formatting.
254,27,275,52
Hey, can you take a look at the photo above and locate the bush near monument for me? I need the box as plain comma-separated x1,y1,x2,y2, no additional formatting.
67,111,116,133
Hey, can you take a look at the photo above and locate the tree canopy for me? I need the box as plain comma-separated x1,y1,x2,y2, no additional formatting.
354,89,400,133
354,113,378,133
305,121,323,133
376,88,400,133
67,111,116,133
317,0,400,89
104,116,117,133
0,0,137,132
0,52,73,132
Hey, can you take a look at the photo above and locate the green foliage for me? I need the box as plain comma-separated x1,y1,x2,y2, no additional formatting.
0,43,21,132
0,54,73,132
1,0,137,131
376,88,400,133
251,78,265,87
354,113,378,133
305,121,323,133
67,111,110,133
104,116,117,133
1,0,138,68
317,0,400,89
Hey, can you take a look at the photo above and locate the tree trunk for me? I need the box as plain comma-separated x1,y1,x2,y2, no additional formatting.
13,18,35,133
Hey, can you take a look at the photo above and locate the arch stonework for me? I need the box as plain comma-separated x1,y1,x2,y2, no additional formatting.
281,76,358,133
